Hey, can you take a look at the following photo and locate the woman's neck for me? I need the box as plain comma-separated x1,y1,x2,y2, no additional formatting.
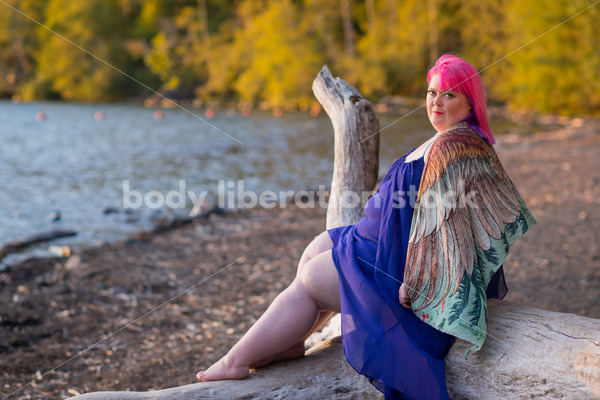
404,133,439,162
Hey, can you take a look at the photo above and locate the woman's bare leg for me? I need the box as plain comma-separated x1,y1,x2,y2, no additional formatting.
248,231,336,368
196,232,339,381
297,232,337,340
248,309,335,369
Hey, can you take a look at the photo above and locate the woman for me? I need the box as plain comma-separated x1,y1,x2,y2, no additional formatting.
197,55,535,399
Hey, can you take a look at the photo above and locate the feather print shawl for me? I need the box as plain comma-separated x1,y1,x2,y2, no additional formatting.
403,121,536,354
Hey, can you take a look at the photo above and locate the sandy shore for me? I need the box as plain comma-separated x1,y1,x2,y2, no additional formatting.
1,120,599,399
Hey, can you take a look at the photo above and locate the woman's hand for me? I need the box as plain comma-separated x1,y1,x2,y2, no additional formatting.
399,283,412,309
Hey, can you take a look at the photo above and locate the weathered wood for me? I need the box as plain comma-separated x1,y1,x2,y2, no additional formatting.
446,300,600,399
313,300,600,399
312,65,380,229
70,337,381,400
68,301,600,399
0,229,77,260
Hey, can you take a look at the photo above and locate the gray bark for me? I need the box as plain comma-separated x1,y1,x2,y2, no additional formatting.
427,0,439,63
365,0,376,35
312,65,380,229
339,0,355,58
196,0,210,46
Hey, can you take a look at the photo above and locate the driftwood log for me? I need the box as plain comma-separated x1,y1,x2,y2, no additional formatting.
69,301,600,399
69,69,600,399
312,65,379,229
0,229,77,260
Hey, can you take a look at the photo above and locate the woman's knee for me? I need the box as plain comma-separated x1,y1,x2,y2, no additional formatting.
296,251,340,311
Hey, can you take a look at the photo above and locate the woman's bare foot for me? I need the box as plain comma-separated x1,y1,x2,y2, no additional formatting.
196,357,249,382
249,342,305,369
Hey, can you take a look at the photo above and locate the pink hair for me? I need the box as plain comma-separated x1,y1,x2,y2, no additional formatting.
427,54,495,144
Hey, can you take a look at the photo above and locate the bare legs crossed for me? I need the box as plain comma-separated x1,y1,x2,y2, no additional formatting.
196,231,341,381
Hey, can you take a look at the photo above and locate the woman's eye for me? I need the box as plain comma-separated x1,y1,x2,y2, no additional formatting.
444,92,455,98
427,90,436,96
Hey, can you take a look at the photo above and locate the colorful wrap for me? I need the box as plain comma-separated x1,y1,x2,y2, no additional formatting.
403,121,536,354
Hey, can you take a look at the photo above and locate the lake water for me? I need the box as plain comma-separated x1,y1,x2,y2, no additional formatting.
0,100,517,267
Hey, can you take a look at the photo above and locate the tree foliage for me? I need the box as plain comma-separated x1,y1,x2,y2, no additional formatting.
0,0,44,96
0,0,598,114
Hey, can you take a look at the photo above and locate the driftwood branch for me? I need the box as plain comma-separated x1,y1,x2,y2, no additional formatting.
312,65,379,229
0,229,77,260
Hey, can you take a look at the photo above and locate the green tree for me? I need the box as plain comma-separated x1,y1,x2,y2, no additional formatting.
235,0,323,106
458,0,511,104
496,0,600,114
24,0,133,101
0,0,597,114
142,0,232,96
144,6,206,92
199,0,324,107
0,0,46,97
353,0,430,99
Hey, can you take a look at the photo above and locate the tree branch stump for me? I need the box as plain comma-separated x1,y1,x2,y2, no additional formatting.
312,65,380,229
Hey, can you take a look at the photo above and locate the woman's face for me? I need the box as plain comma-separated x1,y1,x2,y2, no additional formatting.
426,73,472,133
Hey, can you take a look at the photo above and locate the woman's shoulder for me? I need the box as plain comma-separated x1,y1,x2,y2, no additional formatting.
428,122,493,162
438,122,488,144
422,123,498,187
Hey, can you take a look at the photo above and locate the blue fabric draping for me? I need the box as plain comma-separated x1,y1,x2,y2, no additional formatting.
328,149,507,399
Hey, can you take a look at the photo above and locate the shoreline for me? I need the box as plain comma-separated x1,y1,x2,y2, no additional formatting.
1,121,599,398
0,188,331,271
0,109,583,269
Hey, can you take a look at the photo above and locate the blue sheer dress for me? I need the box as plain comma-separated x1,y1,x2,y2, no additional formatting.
328,149,507,400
